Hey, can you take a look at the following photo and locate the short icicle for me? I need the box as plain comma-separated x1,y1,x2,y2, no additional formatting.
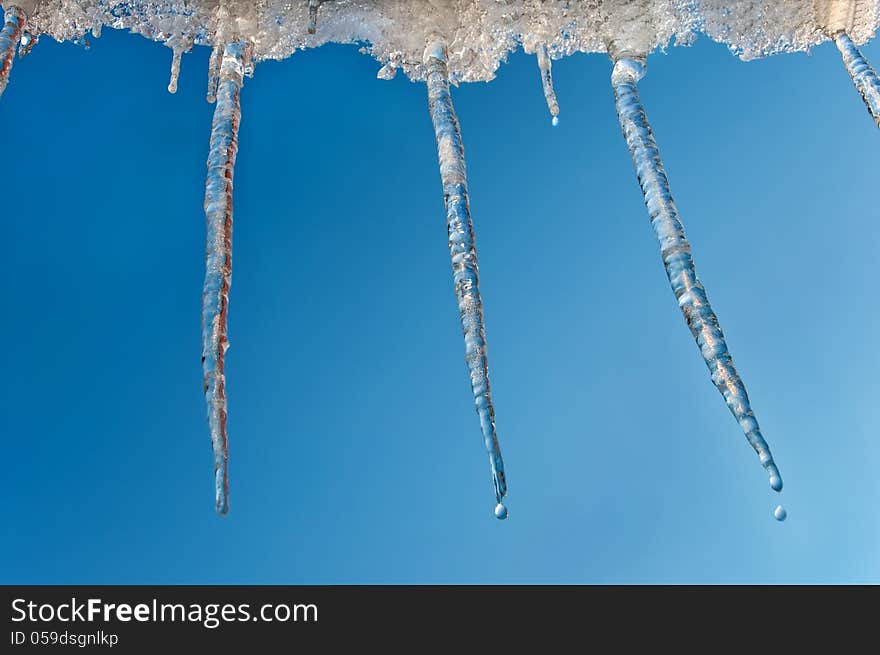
307,0,320,35
0,5,25,97
536,44,560,126
18,29,36,58
610,56,783,494
202,40,249,515
424,40,509,519
832,31,880,127
168,45,183,94
206,42,222,103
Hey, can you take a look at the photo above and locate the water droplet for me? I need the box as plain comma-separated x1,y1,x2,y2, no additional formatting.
494,503,508,520
551,115,559,127
773,505,787,521
769,473,782,491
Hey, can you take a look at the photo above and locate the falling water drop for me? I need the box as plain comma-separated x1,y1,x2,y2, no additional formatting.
494,503,509,520
773,505,787,522
551,116,559,127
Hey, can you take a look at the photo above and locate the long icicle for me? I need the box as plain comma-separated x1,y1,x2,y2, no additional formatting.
536,44,560,126
0,5,25,97
202,40,248,515
832,31,880,127
611,56,783,494
424,41,509,520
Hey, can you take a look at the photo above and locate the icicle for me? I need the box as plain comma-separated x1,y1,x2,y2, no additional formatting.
202,40,249,515
610,56,783,494
377,62,397,80
18,30,36,58
168,45,183,94
206,42,222,103
378,52,403,81
832,31,880,127
536,44,560,126
307,0,320,35
424,40,509,520
0,5,25,97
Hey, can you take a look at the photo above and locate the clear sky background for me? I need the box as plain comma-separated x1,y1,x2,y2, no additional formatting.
1,25,878,583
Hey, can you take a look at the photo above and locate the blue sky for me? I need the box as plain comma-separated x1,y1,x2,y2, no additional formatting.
1,26,878,583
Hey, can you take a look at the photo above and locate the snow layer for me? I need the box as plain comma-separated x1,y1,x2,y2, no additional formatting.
3,1,878,76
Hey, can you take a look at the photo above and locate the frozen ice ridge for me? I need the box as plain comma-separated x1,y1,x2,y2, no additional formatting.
2,1,878,521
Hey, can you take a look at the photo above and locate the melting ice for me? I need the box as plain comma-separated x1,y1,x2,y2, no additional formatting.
2,0,879,520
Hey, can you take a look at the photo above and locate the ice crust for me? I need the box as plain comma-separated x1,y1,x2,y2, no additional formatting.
2,1,878,80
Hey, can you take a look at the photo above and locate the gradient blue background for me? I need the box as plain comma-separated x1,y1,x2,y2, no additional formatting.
2,27,878,583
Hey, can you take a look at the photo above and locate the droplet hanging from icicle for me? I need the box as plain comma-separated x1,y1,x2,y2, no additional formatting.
610,55,784,497
201,40,251,515
536,44,560,126
424,40,509,520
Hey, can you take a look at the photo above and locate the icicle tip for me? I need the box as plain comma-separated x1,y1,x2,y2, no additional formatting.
215,470,229,514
